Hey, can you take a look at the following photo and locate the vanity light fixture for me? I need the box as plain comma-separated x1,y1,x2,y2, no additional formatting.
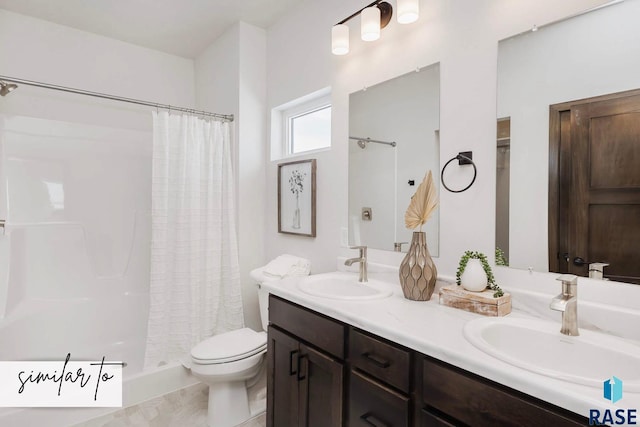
361,6,382,41
397,0,420,24
332,0,418,56
332,24,350,55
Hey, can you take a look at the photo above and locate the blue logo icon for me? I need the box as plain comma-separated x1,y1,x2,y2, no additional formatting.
604,376,623,404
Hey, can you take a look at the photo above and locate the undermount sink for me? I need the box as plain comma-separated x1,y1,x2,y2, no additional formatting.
464,317,640,391
297,272,393,301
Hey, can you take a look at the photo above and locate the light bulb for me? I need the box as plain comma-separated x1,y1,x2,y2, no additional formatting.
397,0,419,24
361,6,381,41
332,24,349,55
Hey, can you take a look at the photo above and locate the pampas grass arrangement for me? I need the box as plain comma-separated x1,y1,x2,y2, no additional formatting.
405,170,438,231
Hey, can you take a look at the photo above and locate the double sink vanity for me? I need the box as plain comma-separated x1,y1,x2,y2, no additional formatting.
262,268,640,426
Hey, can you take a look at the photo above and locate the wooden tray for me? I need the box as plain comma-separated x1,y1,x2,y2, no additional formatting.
439,285,511,316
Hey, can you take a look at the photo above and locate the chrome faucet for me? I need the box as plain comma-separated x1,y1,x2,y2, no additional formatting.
550,274,579,336
345,246,368,282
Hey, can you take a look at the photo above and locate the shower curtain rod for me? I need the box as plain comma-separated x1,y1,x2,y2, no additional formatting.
349,136,397,147
0,75,234,122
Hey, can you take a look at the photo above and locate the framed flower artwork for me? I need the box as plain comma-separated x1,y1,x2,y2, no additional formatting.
278,159,316,237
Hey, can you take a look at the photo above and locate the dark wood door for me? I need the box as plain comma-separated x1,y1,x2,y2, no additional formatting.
551,90,640,284
267,326,300,427
298,344,344,427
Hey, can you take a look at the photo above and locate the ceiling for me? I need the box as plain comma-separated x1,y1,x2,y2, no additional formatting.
0,0,303,58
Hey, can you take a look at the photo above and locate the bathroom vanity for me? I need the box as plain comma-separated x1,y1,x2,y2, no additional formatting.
264,274,601,427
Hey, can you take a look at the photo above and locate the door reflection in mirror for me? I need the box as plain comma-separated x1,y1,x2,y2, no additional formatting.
496,0,640,283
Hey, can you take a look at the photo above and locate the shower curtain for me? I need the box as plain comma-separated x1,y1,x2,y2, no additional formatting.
145,111,244,369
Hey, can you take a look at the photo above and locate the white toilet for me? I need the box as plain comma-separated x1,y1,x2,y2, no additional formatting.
190,269,272,427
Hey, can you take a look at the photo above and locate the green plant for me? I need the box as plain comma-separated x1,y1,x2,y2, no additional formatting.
456,251,504,298
495,247,508,266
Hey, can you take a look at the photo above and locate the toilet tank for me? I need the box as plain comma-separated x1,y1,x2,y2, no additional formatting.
257,284,269,332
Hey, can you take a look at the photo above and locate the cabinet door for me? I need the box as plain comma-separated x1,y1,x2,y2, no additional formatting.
298,343,344,427
267,326,300,427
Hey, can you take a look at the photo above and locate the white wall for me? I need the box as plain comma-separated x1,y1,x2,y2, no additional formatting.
196,22,267,331
497,0,640,271
0,10,194,112
264,0,611,278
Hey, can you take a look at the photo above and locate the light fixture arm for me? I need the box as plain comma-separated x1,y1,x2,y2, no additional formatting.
335,0,390,26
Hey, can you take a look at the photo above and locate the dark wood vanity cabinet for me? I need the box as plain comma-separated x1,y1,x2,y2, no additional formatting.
420,357,587,427
267,295,588,427
267,296,345,427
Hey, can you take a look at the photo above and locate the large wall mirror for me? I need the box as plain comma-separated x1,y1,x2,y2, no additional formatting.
496,0,640,284
349,63,440,254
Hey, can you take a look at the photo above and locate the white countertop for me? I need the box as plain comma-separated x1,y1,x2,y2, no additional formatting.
261,271,640,420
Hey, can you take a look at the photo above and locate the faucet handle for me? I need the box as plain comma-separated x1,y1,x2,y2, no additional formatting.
556,274,578,285
393,242,408,252
349,245,367,256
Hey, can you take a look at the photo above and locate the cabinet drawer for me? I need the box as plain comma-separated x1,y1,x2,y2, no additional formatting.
421,409,456,427
269,295,346,359
350,329,411,393
349,370,410,427
422,357,586,427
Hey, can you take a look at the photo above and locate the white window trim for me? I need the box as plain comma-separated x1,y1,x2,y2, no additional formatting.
270,88,332,161
281,94,331,158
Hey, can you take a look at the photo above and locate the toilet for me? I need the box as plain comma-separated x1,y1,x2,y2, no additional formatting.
190,269,273,427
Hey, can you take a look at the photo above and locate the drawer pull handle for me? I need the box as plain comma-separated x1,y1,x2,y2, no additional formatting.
360,412,390,427
362,352,390,368
297,354,308,381
289,350,299,376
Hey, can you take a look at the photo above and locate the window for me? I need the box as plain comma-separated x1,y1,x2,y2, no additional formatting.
287,104,331,154
272,90,331,160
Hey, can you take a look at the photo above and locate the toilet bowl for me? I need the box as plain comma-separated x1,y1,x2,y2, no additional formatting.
191,328,267,427
190,268,273,427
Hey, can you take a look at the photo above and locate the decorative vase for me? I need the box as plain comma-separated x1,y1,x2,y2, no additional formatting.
292,196,300,229
461,258,488,292
399,232,437,301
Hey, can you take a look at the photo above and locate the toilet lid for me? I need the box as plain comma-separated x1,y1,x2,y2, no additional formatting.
191,328,267,364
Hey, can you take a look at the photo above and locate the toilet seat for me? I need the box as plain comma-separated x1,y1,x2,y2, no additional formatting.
191,328,267,365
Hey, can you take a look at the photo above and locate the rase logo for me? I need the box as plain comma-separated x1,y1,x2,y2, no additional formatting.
605,376,624,404
589,376,637,426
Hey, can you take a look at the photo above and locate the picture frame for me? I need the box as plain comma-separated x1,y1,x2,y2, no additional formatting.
278,159,316,237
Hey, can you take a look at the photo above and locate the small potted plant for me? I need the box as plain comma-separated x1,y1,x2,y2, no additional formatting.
456,251,504,298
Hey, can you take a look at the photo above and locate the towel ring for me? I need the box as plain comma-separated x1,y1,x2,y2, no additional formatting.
441,152,477,193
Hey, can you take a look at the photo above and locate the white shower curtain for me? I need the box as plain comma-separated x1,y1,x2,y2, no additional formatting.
145,111,244,369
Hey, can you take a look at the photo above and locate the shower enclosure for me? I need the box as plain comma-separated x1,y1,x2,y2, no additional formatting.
0,76,233,425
